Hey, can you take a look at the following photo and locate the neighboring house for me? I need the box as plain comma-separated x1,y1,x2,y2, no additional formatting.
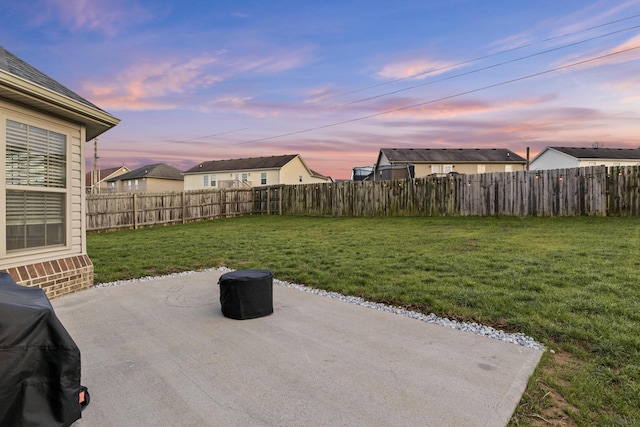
183,154,332,191
530,147,640,170
0,46,119,297
85,166,130,193
373,148,527,180
106,163,184,193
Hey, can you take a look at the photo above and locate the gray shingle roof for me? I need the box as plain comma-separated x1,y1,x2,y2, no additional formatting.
549,147,640,160
0,46,102,111
185,154,299,173
108,164,184,182
381,148,526,163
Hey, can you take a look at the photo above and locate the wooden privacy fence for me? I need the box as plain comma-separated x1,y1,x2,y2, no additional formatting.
86,189,253,231
254,166,640,217
86,166,640,231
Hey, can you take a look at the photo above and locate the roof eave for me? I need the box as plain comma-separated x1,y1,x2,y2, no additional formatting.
0,70,120,141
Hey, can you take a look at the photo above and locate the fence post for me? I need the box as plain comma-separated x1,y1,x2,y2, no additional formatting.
279,186,283,215
182,191,186,224
133,193,138,229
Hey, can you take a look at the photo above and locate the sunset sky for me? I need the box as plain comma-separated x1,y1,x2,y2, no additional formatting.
1,1,639,179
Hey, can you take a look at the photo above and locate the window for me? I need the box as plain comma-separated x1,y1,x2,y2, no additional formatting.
5,119,67,251
134,179,139,190
242,173,248,182
210,175,216,187
299,175,303,183
477,165,486,174
505,165,513,172
443,165,453,173
261,172,267,185
203,175,208,187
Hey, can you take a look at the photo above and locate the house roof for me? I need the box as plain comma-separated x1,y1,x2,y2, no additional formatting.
0,47,101,110
184,154,299,174
542,147,640,160
85,166,129,186
0,46,119,140
108,163,184,182
380,148,527,163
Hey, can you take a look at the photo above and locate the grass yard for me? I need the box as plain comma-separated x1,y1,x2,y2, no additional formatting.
87,215,640,426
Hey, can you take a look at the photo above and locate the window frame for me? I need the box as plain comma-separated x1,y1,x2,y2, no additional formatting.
2,114,72,256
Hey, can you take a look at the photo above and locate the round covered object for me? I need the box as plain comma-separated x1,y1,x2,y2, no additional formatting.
218,270,273,320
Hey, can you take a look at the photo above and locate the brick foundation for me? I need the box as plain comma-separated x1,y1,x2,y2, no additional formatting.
0,255,93,299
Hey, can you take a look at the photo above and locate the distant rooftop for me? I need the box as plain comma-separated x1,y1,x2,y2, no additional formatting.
381,148,527,163
108,164,184,182
185,154,300,174
547,147,640,160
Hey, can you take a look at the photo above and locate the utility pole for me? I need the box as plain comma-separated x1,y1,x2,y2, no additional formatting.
93,138,99,193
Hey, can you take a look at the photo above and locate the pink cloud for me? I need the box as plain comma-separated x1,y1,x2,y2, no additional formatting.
376,58,462,80
365,94,555,120
81,54,223,110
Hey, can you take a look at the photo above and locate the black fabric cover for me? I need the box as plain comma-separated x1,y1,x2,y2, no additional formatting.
0,272,84,427
219,270,273,320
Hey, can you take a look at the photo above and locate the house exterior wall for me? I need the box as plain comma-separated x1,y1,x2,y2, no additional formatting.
396,162,526,177
281,156,330,184
184,170,273,190
113,178,183,193
0,99,93,298
144,178,183,193
87,167,129,193
183,159,329,191
577,159,640,168
530,150,580,170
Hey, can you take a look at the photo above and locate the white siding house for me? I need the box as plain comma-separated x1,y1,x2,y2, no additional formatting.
530,147,640,170
0,46,119,298
183,154,331,191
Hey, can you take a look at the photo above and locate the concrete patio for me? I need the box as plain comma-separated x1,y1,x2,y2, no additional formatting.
52,270,543,426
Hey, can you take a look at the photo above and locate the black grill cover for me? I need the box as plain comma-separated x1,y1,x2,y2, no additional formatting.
219,270,273,320
0,272,84,427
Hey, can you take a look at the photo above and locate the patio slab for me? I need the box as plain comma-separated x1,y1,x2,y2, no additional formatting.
52,270,543,427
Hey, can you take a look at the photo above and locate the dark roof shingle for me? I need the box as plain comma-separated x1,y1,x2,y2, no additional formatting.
108,164,183,181
548,147,640,160
185,154,299,173
381,148,526,163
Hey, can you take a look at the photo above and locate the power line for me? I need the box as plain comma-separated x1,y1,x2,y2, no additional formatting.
345,24,640,106
168,127,248,144
238,44,640,144
327,13,640,100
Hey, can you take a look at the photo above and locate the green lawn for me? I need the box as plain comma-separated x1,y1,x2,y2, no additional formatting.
87,216,640,426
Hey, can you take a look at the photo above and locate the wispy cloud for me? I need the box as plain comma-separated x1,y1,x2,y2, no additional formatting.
81,53,223,110
376,58,462,80
556,33,640,71
366,94,555,120
31,0,164,35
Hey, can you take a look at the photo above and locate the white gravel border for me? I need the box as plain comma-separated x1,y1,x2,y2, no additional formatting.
95,267,545,351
